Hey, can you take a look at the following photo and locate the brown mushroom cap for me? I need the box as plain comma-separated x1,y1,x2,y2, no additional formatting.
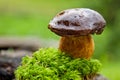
48,8,106,36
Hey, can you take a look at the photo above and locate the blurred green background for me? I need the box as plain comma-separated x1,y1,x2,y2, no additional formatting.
0,0,120,79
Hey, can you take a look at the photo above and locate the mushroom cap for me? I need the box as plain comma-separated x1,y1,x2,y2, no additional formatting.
48,8,106,36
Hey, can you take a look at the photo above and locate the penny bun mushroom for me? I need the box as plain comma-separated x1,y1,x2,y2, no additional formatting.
48,8,106,59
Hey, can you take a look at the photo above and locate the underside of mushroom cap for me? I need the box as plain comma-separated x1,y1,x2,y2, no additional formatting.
48,8,106,36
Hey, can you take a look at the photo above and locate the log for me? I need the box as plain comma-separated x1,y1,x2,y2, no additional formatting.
0,36,41,51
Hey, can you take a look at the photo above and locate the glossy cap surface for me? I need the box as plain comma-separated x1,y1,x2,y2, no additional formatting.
48,8,106,36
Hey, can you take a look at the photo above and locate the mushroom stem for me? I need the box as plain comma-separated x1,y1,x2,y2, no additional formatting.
59,35,94,59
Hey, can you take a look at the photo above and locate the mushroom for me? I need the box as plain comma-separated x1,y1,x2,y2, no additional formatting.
48,8,106,59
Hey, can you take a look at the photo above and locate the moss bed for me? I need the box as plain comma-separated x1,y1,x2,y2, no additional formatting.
15,48,102,80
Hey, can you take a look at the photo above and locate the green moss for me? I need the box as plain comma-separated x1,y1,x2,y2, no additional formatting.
15,48,102,80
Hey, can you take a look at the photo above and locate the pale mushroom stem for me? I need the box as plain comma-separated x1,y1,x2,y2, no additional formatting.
59,35,94,59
